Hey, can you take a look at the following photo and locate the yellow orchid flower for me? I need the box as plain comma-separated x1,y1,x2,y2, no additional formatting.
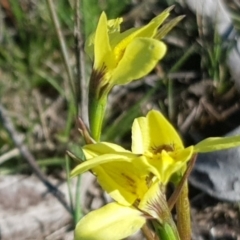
72,110,240,201
87,7,181,97
87,7,184,140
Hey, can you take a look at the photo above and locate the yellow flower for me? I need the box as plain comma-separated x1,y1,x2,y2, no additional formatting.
72,110,240,201
87,7,184,141
87,7,182,98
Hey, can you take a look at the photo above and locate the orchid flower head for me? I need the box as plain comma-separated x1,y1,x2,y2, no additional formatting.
87,7,183,98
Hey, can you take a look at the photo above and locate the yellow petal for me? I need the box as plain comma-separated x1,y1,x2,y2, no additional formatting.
171,146,194,164
111,38,166,85
109,28,137,50
144,151,174,183
75,202,146,240
95,159,149,205
113,8,171,59
85,16,122,61
147,110,184,151
94,12,115,70
132,116,149,154
70,153,133,177
83,142,129,159
194,136,240,153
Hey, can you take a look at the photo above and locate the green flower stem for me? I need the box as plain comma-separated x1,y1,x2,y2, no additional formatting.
153,217,180,240
176,181,191,240
88,95,107,141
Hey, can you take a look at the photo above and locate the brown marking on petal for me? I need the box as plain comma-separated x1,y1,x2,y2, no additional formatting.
151,144,175,154
145,173,154,187
99,81,110,98
121,172,136,188
89,65,107,97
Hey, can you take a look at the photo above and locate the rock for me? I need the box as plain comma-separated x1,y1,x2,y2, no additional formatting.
0,175,74,240
190,126,240,201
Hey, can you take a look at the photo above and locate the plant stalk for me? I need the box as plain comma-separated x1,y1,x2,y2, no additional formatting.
176,181,191,240
88,95,107,141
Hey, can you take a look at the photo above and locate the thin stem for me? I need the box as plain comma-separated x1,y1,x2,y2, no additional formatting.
74,0,88,125
89,95,107,141
141,224,155,240
65,155,74,216
176,181,191,240
74,175,82,224
46,0,75,98
168,154,197,210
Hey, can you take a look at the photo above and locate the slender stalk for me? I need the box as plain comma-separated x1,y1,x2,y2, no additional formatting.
176,181,191,240
65,156,74,216
141,224,155,240
74,0,88,125
74,175,82,224
73,0,86,226
168,154,197,210
88,95,107,141
46,0,75,98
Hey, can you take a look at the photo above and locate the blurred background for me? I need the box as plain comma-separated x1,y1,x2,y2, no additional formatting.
0,0,240,239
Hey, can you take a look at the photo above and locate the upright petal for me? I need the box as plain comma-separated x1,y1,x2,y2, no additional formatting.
75,202,146,240
147,110,184,151
132,116,150,154
111,38,166,86
94,12,115,70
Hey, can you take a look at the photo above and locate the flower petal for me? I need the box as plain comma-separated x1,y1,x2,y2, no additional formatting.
75,202,146,240
111,38,166,85
194,136,240,153
70,153,133,178
83,142,129,159
147,110,184,151
132,116,149,154
94,12,115,70
95,159,149,205
113,8,171,59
